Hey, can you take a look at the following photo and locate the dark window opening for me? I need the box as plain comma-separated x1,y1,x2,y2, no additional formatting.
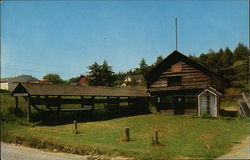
168,76,182,87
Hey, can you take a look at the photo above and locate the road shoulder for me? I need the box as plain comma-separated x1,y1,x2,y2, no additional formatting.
217,135,250,159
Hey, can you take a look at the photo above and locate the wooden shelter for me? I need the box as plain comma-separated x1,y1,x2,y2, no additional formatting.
146,50,225,116
11,83,149,122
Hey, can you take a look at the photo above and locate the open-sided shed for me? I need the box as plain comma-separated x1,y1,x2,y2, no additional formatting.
12,83,149,122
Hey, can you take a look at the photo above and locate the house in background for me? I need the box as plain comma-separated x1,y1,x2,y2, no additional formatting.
78,75,89,86
146,50,225,117
70,75,89,86
122,74,144,87
0,74,38,91
29,79,53,85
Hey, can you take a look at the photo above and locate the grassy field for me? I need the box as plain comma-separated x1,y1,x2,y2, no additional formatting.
2,115,250,159
1,93,250,159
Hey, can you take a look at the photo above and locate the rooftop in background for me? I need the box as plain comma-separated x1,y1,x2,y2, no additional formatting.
12,83,149,97
125,74,144,80
0,74,38,83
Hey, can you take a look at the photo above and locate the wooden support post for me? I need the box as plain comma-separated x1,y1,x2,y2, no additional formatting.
14,96,19,114
58,96,62,119
124,127,130,142
27,96,31,122
73,120,77,134
107,96,110,105
15,96,19,110
81,96,84,108
152,130,159,145
92,96,95,120
45,96,49,109
118,97,121,113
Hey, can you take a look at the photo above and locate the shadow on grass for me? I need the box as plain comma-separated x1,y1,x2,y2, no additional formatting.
32,109,151,126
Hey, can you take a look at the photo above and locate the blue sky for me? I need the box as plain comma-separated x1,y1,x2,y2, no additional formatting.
1,0,249,80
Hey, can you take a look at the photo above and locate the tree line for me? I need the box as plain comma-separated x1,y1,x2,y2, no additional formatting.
43,43,249,90
189,43,249,89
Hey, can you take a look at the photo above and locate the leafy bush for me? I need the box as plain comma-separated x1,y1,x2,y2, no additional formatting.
1,94,26,122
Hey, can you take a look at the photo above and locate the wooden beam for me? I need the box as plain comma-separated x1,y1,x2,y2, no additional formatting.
73,120,78,134
238,99,250,117
58,96,62,119
81,96,84,108
118,97,121,113
124,127,130,142
29,97,130,106
152,130,159,145
242,93,250,110
31,104,40,112
92,96,95,120
13,93,29,97
27,96,31,122
15,96,18,110
45,96,49,109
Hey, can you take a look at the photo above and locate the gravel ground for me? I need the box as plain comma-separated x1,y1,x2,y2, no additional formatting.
0,142,133,160
1,142,89,160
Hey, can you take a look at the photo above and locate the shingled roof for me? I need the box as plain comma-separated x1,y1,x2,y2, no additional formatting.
12,83,149,97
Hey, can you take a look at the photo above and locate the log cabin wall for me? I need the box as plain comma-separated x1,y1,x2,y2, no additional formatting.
146,50,224,115
150,61,210,91
211,74,224,92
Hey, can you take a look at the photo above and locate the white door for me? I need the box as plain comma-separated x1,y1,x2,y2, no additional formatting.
209,95,217,116
200,95,207,115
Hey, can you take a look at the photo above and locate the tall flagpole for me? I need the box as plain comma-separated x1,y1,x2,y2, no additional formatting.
175,18,178,51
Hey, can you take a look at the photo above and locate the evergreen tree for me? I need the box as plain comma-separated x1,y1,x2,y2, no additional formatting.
193,43,249,89
155,56,164,65
233,43,249,61
138,58,149,77
87,61,115,86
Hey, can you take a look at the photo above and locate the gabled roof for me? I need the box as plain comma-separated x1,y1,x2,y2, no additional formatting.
1,75,38,83
145,50,222,87
11,83,149,97
197,86,222,96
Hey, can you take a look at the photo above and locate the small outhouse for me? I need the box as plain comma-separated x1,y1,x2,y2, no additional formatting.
197,87,222,117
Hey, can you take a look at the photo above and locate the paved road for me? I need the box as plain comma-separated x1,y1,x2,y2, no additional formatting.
217,136,250,159
1,142,88,160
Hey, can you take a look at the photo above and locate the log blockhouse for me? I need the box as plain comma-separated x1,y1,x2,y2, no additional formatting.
146,50,224,116
11,83,149,122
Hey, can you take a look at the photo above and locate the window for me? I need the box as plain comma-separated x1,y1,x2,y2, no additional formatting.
168,76,182,86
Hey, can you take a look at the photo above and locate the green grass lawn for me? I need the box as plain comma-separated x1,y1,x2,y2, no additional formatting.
1,93,249,159
2,114,249,159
